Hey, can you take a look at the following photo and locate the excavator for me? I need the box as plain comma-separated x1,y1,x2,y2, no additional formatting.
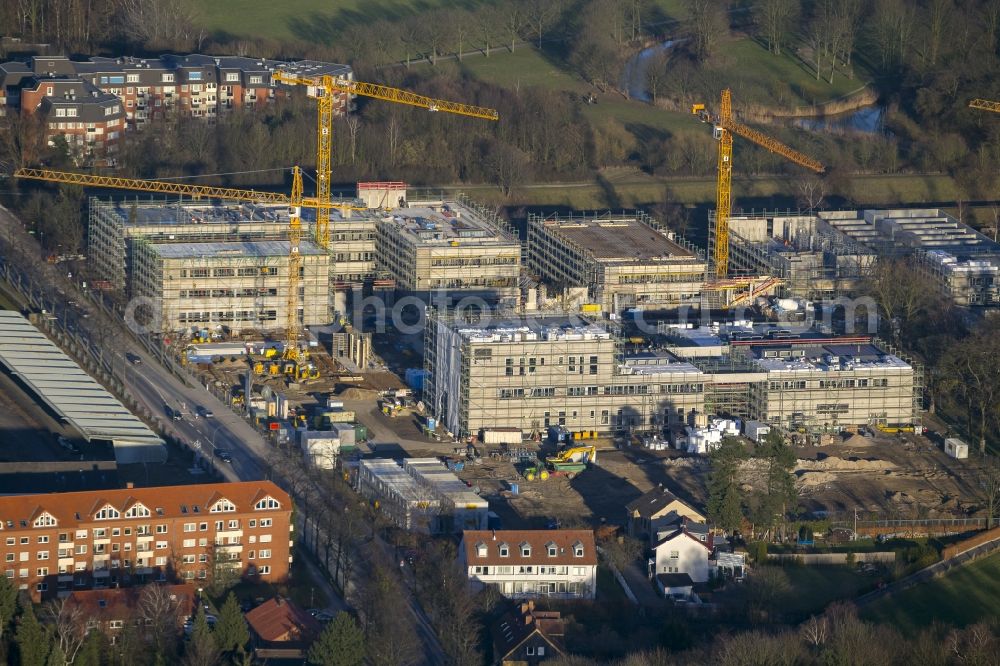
523,445,598,481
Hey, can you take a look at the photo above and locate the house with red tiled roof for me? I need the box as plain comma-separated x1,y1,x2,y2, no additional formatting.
491,601,566,665
245,597,321,661
65,583,196,638
458,530,597,600
0,481,292,601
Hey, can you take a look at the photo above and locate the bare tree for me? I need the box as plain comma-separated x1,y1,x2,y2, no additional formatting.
644,50,670,103
795,175,826,211
524,0,563,48
753,0,799,55
139,584,183,655
42,598,88,666
687,0,729,62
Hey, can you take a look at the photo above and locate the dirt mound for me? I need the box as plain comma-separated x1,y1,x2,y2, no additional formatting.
337,387,380,400
795,456,896,473
796,471,838,488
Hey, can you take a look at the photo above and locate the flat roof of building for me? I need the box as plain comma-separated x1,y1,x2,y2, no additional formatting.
92,198,371,228
539,217,696,262
752,343,910,372
443,314,613,342
621,350,703,375
148,240,325,259
0,311,165,464
360,459,436,504
381,200,516,246
403,458,488,507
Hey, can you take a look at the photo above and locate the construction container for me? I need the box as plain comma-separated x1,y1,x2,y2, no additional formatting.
481,427,522,445
743,420,771,443
426,417,437,432
944,437,969,459
354,424,368,442
299,431,341,469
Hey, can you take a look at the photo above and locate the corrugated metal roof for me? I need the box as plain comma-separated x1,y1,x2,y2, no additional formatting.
0,311,165,463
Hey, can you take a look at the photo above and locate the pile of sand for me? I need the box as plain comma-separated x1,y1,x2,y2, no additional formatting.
796,456,896,473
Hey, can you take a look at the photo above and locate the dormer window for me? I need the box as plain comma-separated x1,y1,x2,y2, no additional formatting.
520,542,531,557
546,542,557,557
254,497,280,510
475,542,487,558
124,503,150,518
573,542,584,558
498,543,509,558
210,499,236,513
33,512,57,528
94,505,119,520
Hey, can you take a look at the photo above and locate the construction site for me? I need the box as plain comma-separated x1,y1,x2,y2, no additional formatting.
525,212,707,312
721,208,1000,305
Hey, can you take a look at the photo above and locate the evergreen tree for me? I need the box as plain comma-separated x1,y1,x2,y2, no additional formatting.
183,606,220,666
308,612,365,666
15,604,53,666
75,631,104,666
213,593,248,655
753,430,798,540
707,437,749,534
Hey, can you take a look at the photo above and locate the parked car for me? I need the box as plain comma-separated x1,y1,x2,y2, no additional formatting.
213,449,233,463
196,406,214,418
126,352,141,365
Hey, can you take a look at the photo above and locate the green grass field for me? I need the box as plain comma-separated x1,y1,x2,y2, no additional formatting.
188,0,487,43
862,553,1000,635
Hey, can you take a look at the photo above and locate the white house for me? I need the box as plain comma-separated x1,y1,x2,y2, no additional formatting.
649,527,712,584
459,530,598,601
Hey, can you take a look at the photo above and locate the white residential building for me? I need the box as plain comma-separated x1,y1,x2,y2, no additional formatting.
459,530,597,600
649,527,712,584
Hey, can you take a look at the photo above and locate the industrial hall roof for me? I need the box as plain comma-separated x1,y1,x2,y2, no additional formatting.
0,310,164,464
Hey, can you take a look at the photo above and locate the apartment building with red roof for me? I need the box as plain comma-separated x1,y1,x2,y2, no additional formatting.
0,480,292,602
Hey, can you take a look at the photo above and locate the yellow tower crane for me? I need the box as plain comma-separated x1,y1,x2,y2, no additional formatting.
693,89,825,277
270,71,499,248
969,98,1000,113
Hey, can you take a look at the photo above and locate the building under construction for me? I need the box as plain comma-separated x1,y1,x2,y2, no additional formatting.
376,195,521,308
88,195,379,316
130,239,329,332
717,211,877,300
719,208,999,306
658,321,921,433
526,212,706,313
423,311,706,439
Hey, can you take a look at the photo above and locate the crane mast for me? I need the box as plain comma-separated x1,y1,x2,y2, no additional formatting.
271,70,498,248
694,88,825,277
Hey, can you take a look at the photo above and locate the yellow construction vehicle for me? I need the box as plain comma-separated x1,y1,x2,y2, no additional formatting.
693,89,825,277
546,445,598,467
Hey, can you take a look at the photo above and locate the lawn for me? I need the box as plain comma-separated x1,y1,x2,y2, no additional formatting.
453,48,590,94
775,565,874,620
187,0,488,43
862,553,1000,635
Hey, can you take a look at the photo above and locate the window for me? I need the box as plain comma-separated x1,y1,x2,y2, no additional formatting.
125,503,150,518
55,108,66,117
156,525,168,534
538,647,546,656
4,555,11,562
573,543,584,557
520,543,531,557
259,519,272,528
215,522,224,531
248,520,256,529
259,566,270,575
37,536,48,544
37,551,49,560
183,523,196,532
211,499,236,513
546,543,557,557
36,567,48,576
255,497,280,510
95,505,119,520
66,108,77,117
225,72,239,82
669,550,679,559
227,520,239,530
249,75,263,84
161,74,174,83
498,544,509,558
199,523,208,532
476,543,487,558
527,647,536,656
109,620,124,629
33,513,57,527
36,582,47,592
248,550,255,560
111,528,120,537
258,549,271,559
182,555,195,564
5,538,13,546
127,74,139,83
